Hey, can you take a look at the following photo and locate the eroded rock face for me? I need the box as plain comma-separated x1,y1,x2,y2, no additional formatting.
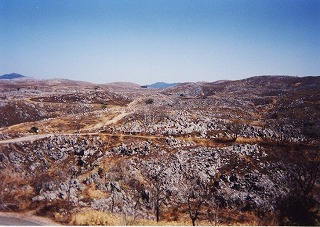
110,141,152,156
0,122,316,225
0,132,298,219
33,178,84,203
132,145,281,213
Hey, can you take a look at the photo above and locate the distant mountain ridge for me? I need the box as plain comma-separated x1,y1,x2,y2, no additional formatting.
0,73,26,79
163,75,320,97
144,82,179,89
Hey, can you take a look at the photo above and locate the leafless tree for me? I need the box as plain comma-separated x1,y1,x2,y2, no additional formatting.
277,148,320,225
126,179,145,220
146,161,170,222
179,158,213,226
109,182,121,213
287,150,319,197
226,119,243,141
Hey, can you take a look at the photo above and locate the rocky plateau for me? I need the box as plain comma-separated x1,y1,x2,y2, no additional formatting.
0,75,319,225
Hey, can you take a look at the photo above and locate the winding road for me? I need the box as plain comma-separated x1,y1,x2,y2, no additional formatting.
0,134,53,144
0,98,145,145
0,212,60,226
0,216,40,225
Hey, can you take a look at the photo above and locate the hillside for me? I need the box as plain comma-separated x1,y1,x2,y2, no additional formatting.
0,75,319,226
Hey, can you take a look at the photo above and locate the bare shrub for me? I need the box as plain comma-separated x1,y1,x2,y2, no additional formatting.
145,98,154,105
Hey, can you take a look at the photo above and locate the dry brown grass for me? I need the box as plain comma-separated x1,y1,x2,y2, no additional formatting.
249,120,264,127
85,184,109,199
130,219,189,226
236,137,263,143
72,210,123,225
0,168,34,211
71,209,190,226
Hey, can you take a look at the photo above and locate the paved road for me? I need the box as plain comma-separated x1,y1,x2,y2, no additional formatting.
0,212,61,226
0,134,53,144
0,216,40,225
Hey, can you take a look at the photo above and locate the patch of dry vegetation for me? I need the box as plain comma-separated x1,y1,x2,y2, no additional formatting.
72,210,123,225
71,210,190,226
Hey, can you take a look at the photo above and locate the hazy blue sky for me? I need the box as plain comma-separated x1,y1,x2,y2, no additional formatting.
0,0,319,84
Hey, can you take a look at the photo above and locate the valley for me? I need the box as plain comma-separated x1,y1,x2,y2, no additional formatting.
0,75,319,225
